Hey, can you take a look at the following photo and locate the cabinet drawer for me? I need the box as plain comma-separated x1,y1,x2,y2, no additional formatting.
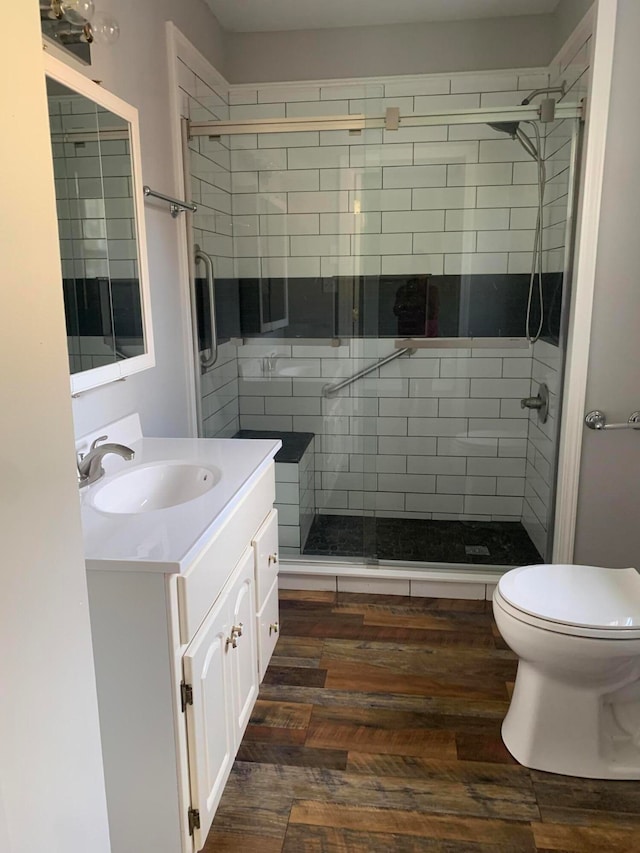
252,508,279,610
256,578,279,681
178,464,275,644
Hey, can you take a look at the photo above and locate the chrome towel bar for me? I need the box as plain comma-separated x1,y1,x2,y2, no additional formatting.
584,410,640,431
143,185,197,218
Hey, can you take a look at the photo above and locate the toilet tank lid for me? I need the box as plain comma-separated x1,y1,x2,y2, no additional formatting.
498,564,640,629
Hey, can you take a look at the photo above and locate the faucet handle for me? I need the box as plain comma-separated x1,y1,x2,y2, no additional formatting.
79,435,108,465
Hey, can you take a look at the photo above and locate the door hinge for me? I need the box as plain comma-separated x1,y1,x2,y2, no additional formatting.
188,807,200,836
180,681,193,712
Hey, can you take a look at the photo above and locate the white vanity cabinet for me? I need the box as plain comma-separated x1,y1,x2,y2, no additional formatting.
85,457,280,853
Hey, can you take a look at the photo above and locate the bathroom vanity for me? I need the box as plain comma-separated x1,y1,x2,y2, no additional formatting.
79,415,281,853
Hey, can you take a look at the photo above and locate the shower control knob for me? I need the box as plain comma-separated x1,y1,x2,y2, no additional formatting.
520,383,550,424
521,396,543,409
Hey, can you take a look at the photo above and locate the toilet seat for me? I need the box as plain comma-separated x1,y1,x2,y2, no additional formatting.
496,564,640,640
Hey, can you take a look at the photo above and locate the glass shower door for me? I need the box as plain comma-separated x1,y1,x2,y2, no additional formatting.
348,113,581,567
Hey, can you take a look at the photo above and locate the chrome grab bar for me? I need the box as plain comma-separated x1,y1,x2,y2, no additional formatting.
584,410,640,431
194,245,218,369
322,347,415,398
143,185,197,218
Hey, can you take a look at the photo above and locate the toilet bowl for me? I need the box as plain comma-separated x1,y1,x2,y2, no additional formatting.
493,563,640,779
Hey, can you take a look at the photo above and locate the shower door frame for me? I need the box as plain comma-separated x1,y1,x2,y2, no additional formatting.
188,104,584,571
548,0,617,564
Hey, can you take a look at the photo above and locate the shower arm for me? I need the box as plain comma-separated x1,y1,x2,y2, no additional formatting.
520,83,566,106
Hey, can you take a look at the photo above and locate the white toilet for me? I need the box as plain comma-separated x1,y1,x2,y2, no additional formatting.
493,563,640,779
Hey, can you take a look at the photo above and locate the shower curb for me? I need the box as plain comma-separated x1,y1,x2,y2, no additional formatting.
279,559,506,600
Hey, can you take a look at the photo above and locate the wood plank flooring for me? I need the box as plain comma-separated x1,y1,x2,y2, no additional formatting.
203,590,640,852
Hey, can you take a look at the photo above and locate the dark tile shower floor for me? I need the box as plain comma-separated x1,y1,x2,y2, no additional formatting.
303,514,542,566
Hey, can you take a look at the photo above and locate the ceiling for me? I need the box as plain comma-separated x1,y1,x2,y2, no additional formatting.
206,0,560,34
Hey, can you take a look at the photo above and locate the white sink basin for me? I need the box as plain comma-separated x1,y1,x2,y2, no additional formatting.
90,461,220,514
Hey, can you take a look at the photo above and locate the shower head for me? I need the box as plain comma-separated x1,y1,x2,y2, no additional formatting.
487,121,520,138
486,83,567,141
487,121,540,162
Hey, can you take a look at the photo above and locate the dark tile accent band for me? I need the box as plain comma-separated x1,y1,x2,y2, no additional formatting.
205,273,563,345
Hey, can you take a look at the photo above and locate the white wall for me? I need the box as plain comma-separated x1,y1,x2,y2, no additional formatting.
574,0,640,568
0,5,110,852
69,0,226,440
225,16,555,84
553,0,595,54
222,0,594,85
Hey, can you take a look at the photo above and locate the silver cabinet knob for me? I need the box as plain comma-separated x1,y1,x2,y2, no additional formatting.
226,623,243,649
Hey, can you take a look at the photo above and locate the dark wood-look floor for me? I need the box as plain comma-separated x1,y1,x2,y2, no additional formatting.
204,590,640,852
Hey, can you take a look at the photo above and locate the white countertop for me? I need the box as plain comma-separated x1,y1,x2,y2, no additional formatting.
80,436,280,573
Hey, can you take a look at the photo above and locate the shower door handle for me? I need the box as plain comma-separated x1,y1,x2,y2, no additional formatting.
584,411,640,430
194,245,218,369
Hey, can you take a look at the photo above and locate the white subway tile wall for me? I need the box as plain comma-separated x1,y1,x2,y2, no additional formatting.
50,96,138,371
48,103,138,278
227,71,560,281
237,339,534,523
275,441,316,554
179,58,240,440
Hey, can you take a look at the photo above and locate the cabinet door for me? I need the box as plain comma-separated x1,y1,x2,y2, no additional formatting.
257,577,280,681
183,594,234,851
252,509,279,610
227,547,259,747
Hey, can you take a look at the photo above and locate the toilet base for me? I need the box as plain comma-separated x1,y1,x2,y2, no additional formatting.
502,660,640,779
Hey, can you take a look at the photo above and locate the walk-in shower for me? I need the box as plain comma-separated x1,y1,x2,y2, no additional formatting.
180,69,583,572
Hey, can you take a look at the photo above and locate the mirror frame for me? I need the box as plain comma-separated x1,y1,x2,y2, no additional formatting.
44,52,155,395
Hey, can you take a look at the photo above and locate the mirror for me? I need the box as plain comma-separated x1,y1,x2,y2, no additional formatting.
44,53,154,394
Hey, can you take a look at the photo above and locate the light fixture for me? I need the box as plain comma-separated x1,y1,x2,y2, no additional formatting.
59,1,95,25
39,0,119,65
86,11,120,45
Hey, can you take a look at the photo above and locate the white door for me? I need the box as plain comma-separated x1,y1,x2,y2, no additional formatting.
227,547,259,747
182,593,234,851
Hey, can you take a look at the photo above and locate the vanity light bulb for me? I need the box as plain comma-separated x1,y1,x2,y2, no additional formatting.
60,0,95,25
88,12,120,45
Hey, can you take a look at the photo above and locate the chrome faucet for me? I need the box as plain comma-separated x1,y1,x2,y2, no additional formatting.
77,435,135,488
